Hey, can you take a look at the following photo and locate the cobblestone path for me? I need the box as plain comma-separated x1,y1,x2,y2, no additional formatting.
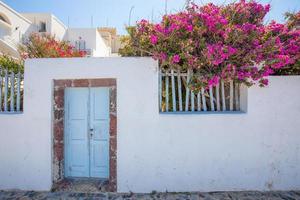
0,190,299,200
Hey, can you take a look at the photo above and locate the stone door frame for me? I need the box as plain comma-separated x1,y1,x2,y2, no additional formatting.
52,78,117,192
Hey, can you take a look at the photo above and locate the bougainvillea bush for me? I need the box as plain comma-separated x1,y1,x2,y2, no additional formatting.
19,33,86,59
272,12,300,75
120,0,300,90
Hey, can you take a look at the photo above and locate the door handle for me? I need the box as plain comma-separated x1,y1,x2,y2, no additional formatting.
90,128,94,137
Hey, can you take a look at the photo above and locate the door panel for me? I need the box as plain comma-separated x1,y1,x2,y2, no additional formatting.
64,87,110,179
89,88,110,178
64,88,89,177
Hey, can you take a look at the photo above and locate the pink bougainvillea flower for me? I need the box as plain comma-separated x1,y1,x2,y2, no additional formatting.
150,35,158,45
208,76,220,87
129,1,300,91
260,79,269,86
262,67,274,77
172,55,180,63
186,25,193,32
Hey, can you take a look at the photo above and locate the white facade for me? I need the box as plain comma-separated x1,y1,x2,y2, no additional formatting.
0,1,34,57
0,1,112,58
66,28,110,57
21,13,67,40
0,57,299,192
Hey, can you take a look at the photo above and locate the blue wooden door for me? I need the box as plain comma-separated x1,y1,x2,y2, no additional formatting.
64,87,110,178
89,88,110,178
64,88,89,177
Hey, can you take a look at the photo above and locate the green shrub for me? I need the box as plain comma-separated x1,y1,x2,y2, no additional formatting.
0,55,23,73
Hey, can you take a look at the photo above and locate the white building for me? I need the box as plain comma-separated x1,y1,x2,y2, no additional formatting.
0,1,115,58
0,57,300,192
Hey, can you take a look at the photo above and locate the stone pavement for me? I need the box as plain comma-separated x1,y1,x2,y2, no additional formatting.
51,179,109,193
0,190,300,200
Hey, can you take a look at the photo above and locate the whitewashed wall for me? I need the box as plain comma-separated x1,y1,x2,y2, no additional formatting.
50,15,67,40
0,1,33,41
65,28,110,57
21,13,67,40
0,57,299,192
95,29,111,57
0,1,109,58
0,1,34,57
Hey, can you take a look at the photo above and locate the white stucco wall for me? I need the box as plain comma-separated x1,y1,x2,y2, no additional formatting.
0,1,34,57
0,57,299,192
21,13,51,34
0,2,109,58
65,28,110,57
50,15,67,40
95,30,111,57
21,13,67,40
0,2,33,41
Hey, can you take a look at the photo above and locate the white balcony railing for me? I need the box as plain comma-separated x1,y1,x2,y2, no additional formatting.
0,19,12,30
3,35,18,49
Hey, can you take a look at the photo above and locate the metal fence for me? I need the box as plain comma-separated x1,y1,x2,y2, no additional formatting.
159,69,241,113
0,68,23,113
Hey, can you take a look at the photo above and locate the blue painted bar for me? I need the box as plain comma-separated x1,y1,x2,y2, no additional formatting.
197,92,201,111
235,83,240,111
165,74,169,112
0,68,2,112
4,70,8,112
216,83,220,111
171,70,177,112
159,111,246,115
191,91,195,111
185,70,190,111
159,69,162,112
177,71,183,111
209,86,215,111
10,72,15,112
221,80,226,111
16,72,21,112
201,88,207,111
230,80,234,111
0,111,23,115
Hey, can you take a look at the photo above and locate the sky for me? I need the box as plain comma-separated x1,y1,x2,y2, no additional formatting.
3,0,300,35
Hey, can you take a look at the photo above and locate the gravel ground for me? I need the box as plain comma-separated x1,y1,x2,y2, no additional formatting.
0,190,300,200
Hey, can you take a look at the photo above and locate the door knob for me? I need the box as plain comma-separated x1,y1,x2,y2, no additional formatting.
90,129,94,137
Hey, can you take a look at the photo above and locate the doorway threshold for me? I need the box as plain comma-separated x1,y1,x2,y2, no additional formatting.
52,178,109,193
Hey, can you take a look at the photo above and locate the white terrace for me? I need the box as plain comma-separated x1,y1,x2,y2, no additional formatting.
0,1,119,58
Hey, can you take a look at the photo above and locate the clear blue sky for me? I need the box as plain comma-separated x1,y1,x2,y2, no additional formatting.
3,0,300,35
